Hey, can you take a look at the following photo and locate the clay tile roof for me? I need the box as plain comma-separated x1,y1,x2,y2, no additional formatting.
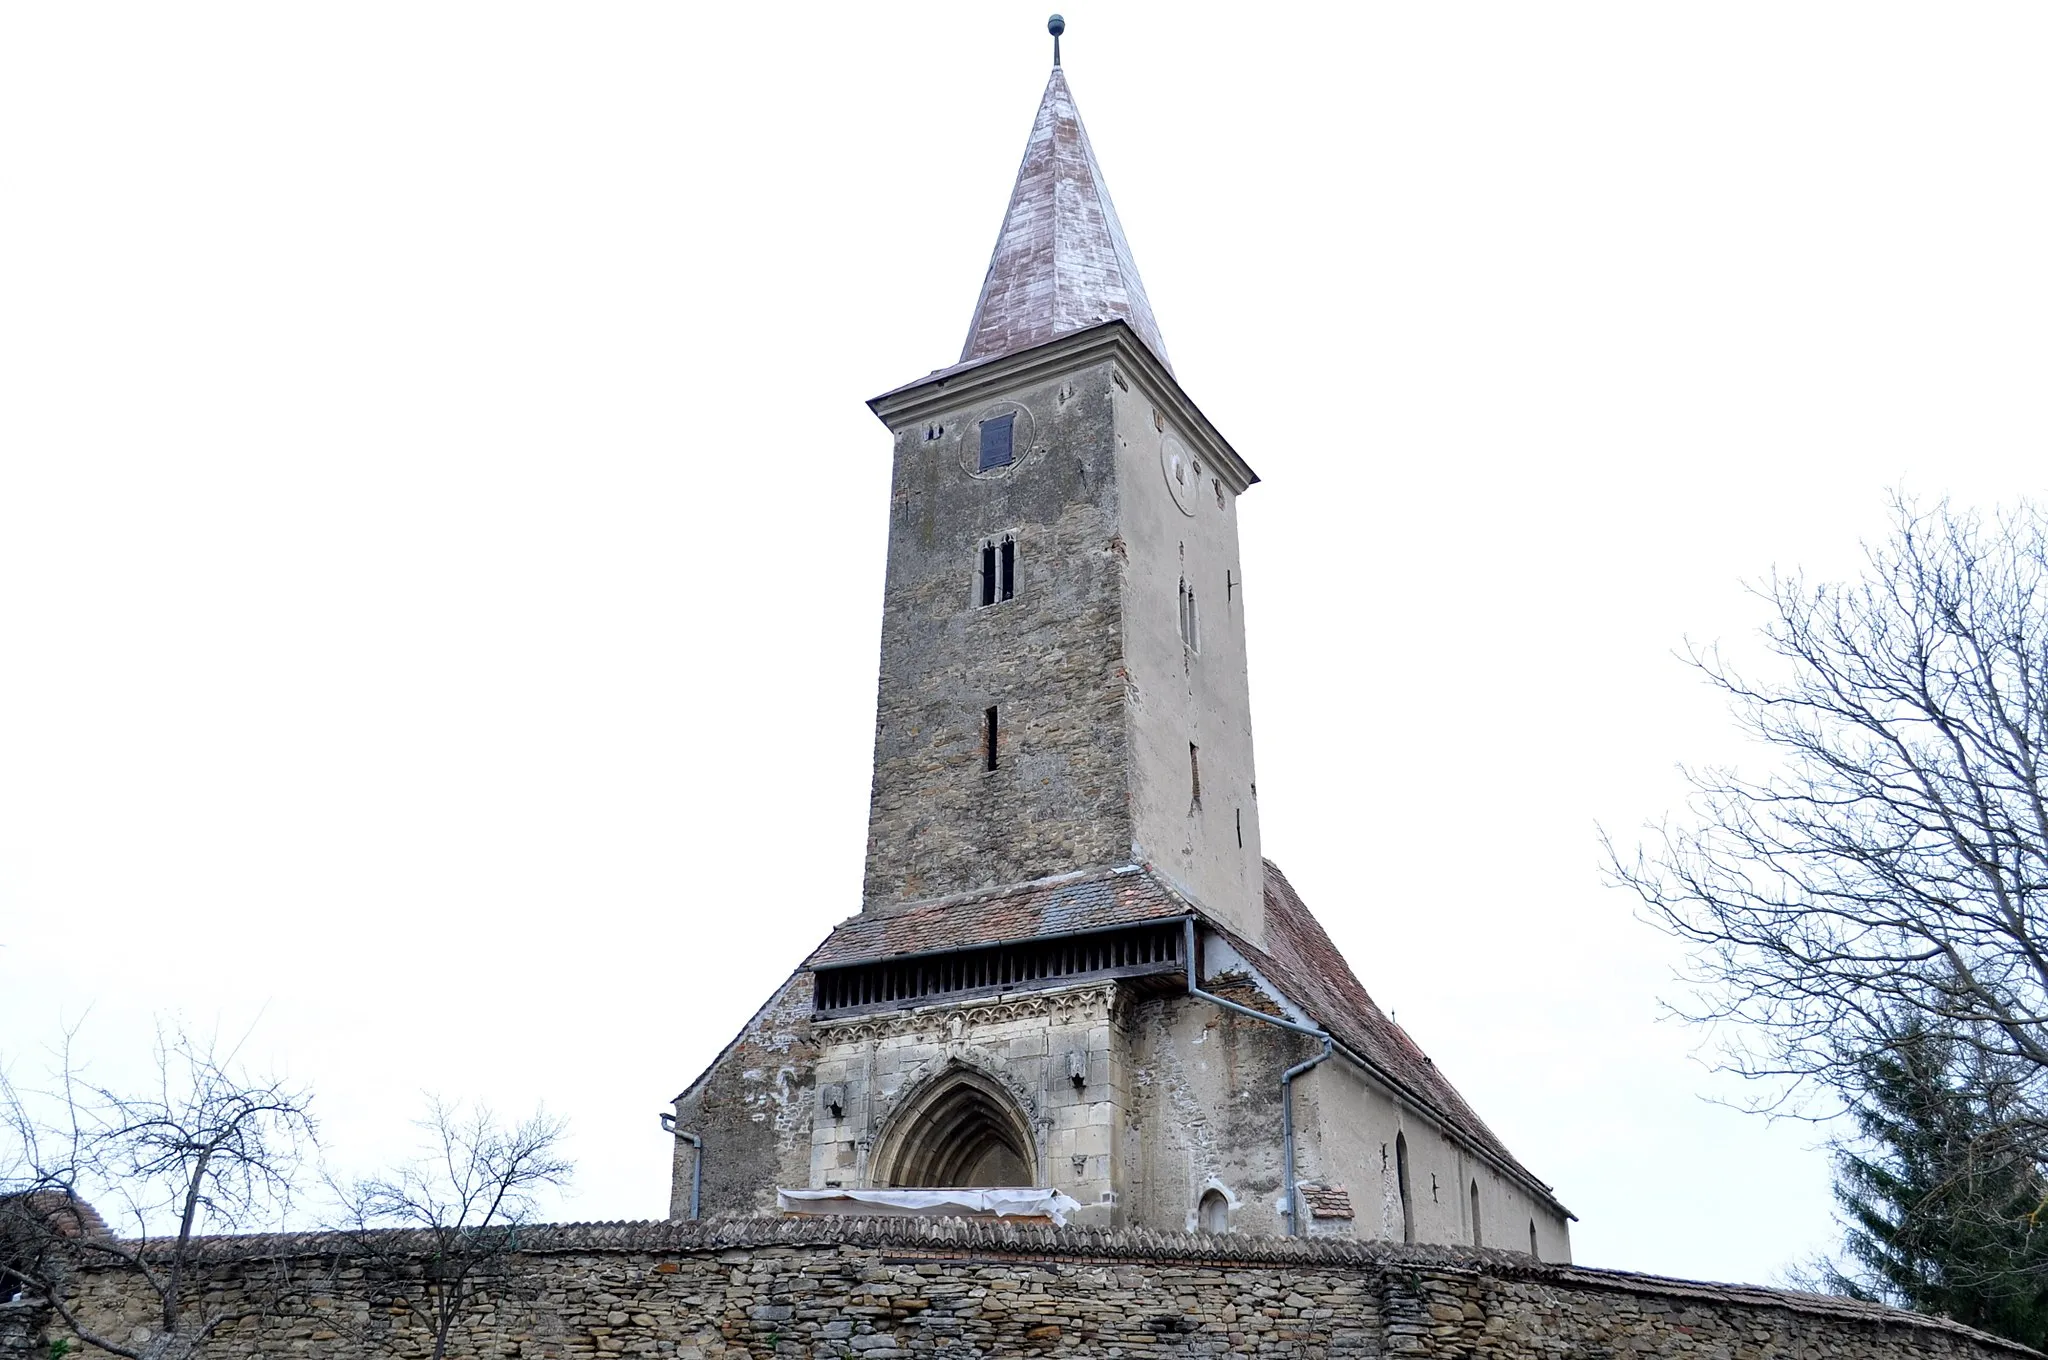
808,866,1184,969
1234,861,1571,1218
959,68,1172,374
1299,1186,1355,1220
1,1190,114,1240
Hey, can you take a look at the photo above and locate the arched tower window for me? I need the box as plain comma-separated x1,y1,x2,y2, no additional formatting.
873,1066,1037,1189
1395,1132,1414,1245
1197,1188,1229,1235
1469,1179,1482,1246
1529,1218,1540,1260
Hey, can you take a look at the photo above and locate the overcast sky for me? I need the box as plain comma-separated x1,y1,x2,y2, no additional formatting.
3,2,2045,1286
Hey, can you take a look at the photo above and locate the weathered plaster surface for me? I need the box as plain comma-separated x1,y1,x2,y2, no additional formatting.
1125,993,1311,1237
1112,366,1265,947
1294,1061,1573,1262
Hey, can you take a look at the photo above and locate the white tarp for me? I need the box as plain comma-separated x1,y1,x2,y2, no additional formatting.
777,1187,1083,1227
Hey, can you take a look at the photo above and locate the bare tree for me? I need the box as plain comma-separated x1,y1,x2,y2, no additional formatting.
333,1098,571,1360
1608,495,2048,1124
1,1020,316,1359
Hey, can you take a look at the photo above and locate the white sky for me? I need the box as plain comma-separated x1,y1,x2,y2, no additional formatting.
2,2,2044,1286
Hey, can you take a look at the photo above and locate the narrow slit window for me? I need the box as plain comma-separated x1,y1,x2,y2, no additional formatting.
1396,1133,1414,1244
999,536,1015,601
977,413,1015,471
984,706,999,771
979,541,997,607
1189,743,1202,808
1470,1180,1482,1247
1236,807,1243,848
1178,579,1201,652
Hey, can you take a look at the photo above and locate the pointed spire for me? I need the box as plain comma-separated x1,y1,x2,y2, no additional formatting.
959,37,1172,373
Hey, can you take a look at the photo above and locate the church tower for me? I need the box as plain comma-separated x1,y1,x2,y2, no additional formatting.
860,55,1265,946
671,23,1574,1258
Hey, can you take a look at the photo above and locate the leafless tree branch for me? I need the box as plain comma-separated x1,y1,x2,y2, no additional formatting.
331,1098,572,1360
1,1017,316,1359
1607,493,2048,1130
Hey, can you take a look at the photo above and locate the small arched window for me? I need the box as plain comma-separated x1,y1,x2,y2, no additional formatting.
1529,1218,1540,1260
1469,1180,1482,1246
1197,1188,1229,1235
1395,1132,1414,1245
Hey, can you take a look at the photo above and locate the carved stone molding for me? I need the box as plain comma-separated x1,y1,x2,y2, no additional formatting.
816,982,1125,1045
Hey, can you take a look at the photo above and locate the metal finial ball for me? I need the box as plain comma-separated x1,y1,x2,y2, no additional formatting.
1048,14,1065,37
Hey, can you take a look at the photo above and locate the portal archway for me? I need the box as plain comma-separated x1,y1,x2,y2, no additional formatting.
873,1065,1038,1188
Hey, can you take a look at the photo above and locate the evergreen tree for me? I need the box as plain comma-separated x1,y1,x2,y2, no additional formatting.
1822,1026,2048,1347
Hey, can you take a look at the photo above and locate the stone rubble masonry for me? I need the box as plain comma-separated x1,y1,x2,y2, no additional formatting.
12,1218,2034,1360
862,357,1133,911
671,968,819,1222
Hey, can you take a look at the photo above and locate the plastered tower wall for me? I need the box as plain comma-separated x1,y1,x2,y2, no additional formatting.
861,338,1267,946
1111,366,1264,940
862,359,1132,908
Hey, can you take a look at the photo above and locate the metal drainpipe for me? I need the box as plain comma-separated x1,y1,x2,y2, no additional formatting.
659,1113,704,1221
1177,917,1572,1234
1182,916,1336,1236
1281,1037,1335,1235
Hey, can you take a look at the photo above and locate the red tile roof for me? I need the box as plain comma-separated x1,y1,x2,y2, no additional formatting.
806,866,1185,969
1300,1186,1355,1220
1226,862,1569,1217
1,1189,114,1240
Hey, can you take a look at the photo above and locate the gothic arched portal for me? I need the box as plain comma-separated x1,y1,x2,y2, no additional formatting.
873,1066,1038,1188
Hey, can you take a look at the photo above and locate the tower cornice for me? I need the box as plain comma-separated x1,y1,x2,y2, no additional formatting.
867,319,1260,494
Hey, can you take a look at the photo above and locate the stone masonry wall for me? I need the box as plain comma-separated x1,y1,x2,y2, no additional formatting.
672,970,820,1220
808,983,1132,1223
862,358,1131,908
13,1219,2033,1360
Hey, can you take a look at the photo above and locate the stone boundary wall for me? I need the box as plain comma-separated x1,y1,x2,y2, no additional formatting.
9,1218,2036,1359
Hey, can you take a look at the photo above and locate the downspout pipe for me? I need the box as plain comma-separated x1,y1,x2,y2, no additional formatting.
1280,1037,1335,1235
1177,915,1575,1227
1182,916,1336,1236
659,1113,703,1221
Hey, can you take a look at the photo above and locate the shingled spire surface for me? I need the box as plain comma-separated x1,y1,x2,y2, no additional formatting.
960,68,1172,373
